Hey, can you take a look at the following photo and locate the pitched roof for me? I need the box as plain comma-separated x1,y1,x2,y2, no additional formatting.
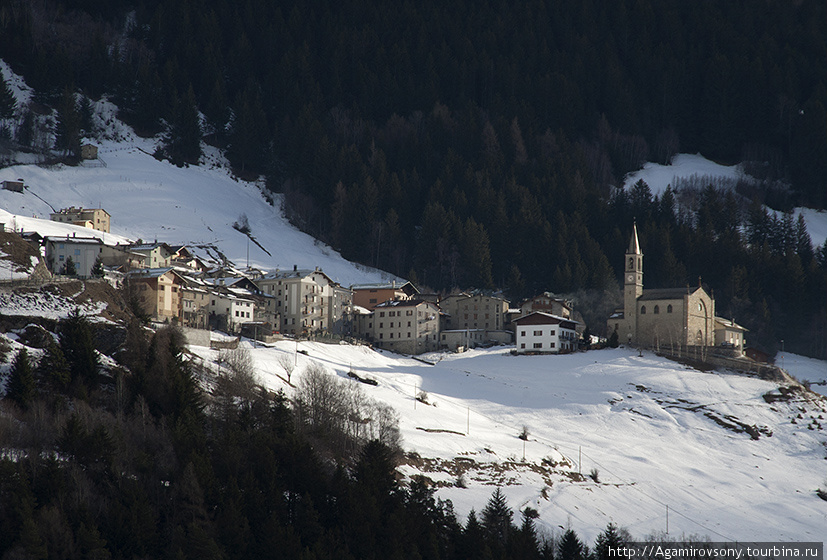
514,311,578,328
638,287,695,301
628,222,641,254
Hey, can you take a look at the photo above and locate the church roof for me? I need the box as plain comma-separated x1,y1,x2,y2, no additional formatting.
638,287,697,301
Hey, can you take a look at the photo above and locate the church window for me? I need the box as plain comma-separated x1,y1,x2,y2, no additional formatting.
628,257,634,269
640,305,647,314
654,305,659,314
667,305,673,313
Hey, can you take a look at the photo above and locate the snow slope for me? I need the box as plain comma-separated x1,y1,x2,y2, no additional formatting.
623,154,827,248
190,340,827,544
0,138,393,285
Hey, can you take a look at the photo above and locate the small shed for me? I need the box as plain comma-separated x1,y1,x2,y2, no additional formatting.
81,144,99,160
1,180,25,193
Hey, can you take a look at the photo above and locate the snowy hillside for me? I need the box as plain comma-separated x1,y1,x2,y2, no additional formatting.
188,339,827,544
624,154,827,248
0,139,393,286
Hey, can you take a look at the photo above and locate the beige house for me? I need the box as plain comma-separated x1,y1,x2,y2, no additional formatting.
714,317,748,355
129,242,175,268
520,293,572,319
607,223,716,349
372,299,440,354
439,292,509,331
50,207,111,233
256,267,351,336
127,268,186,323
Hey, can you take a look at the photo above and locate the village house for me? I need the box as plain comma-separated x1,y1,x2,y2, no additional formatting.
204,275,278,329
371,299,440,354
44,235,103,278
180,281,211,329
607,223,742,353
713,317,748,355
514,312,579,354
99,244,147,271
351,280,418,311
129,242,175,268
520,293,572,319
50,207,111,233
256,266,351,336
439,329,487,352
208,291,257,333
127,268,186,323
168,245,209,272
80,143,98,160
438,291,513,347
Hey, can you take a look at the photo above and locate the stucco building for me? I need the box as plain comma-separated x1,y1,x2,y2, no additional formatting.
607,223,717,350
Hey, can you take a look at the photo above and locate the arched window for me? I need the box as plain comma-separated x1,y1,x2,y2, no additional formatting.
654,305,659,314
667,304,673,313
640,305,647,314
628,257,634,269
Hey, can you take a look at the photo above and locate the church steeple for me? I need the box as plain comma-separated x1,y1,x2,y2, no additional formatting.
623,222,644,342
628,221,641,254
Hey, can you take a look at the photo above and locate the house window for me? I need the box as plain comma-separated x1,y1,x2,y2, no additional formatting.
406,310,412,316
520,343,525,349
235,311,239,317
380,312,385,317
407,321,411,327
654,305,659,314
379,333,383,339
533,343,542,349
407,332,411,338
390,333,394,339
641,305,647,314
379,323,383,328
534,330,542,336
389,322,393,327
521,331,526,336
550,342,555,348
550,330,555,336
667,304,673,313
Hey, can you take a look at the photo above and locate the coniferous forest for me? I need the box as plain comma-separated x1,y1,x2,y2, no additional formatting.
0,0,826,356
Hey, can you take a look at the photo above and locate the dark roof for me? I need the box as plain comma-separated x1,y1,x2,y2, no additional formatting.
514,311,578,329
638,287,696,301
374,298,434,309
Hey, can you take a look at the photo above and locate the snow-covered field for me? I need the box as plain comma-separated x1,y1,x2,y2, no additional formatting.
190,339,827,544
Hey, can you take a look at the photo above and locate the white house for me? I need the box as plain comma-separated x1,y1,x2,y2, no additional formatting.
44,235,103,278
514,312,579,354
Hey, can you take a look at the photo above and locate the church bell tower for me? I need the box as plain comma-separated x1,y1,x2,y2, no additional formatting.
624,222,643,341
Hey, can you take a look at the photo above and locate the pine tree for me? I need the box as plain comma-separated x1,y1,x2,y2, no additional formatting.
558,528,587,560
60,256,77,276
0,77,16,120
481,487,513,547
164,85,202,166
91,256,104,278
37,340,70,390
6,348,36,409
55,87,81,158
594,523,628,560
59,309,99,395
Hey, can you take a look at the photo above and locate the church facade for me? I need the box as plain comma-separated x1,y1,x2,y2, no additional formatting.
607,223,717,350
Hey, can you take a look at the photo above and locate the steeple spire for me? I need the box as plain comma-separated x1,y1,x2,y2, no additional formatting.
628,220,641,254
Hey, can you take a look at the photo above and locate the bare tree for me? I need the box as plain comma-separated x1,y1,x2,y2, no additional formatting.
277,353,296,385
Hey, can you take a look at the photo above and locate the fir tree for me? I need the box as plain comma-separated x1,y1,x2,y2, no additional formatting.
5,348,36,409
37,340,71,390
60,256,77,276
91,256,104,278
0,77,16,120
558,528,587,560
594,523,628,560
481,487,513,547
59,309,99,395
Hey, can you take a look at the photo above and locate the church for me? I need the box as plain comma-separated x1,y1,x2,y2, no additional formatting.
607,223,745,352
